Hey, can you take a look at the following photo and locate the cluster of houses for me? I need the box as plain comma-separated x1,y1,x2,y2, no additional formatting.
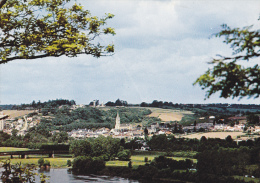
68,113,145,139
67,113,260,140
1,108,260,140
1,115,40,136
182,116,260,134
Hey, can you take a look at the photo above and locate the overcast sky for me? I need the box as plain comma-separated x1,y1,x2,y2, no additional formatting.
1,0,260,105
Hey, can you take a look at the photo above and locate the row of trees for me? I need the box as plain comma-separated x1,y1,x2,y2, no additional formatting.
11,99,76,110
148,134,260,152
105,99,128,106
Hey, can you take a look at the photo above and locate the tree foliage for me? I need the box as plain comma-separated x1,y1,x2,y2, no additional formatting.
72,156,105,174
0,0,115,64
247,113,260,125
1,160,48,183
69,139,92,157
117,149,131,161
69,136,121,160
194,18,260,99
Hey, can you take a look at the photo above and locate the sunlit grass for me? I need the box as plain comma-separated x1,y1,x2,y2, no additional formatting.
106,154,197,168
0,157,72,168
0,147,30,152
0,148,196,169
233,175,259,183
106,161,128,167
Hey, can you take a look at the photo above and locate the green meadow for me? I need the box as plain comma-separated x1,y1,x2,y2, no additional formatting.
106,154,196,168
0,147,196,169
0,147,31,152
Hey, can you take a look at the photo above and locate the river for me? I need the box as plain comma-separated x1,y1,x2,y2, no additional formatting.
36,169,139,183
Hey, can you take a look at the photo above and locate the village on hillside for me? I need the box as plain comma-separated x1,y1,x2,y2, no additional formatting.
1,102,260,146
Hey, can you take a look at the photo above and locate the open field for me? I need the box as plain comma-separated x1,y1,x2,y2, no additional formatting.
234,175,259,183
2,110,34,118
0,147,31,152
147,108,194,122
0,155,72,168
0,153,193,169
183,132,245,139
106,154,196,168
10,158,72,168
0,147,73,168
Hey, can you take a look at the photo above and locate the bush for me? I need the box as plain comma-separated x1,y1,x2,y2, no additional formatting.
128,160,132,168
67,160,72,167
38,157,44,167
43,160,50,166
117,150,131,161
72,156,105,174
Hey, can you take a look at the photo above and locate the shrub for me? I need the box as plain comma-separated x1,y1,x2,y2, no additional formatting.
128,160,132,168
117,150,131,161
38,157,44,167
72,156,105,174
43,160,50,166
67,160,72,167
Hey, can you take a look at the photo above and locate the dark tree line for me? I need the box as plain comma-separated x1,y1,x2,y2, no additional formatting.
147,134,260,153
105,99,128,106
11,99,76,110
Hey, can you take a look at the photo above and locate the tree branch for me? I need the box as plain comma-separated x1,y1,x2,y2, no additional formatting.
0,53,61,64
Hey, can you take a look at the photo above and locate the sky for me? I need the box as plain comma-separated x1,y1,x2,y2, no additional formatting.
1,0,260,105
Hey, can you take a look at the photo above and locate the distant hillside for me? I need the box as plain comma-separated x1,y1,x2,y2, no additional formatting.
38,106,156,132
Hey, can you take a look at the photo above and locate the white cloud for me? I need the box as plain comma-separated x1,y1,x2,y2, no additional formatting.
1,0,260,104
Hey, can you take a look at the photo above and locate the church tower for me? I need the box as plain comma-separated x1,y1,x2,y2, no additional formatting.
115,112,120,131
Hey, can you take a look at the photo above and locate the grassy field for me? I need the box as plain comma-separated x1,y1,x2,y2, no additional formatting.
0,147,31,152
147,108,194,122
169,151,197,158
0,154,194,169
0,155,72,168
0,147,72,168
233,175,259,183
0,147,196,169
106,154,196,168
2,110,34,118
9,158,72,168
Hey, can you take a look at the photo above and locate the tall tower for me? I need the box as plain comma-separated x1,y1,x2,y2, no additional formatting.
115,112,120,131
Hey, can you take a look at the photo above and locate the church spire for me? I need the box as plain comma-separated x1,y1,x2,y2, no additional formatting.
115,111,120,131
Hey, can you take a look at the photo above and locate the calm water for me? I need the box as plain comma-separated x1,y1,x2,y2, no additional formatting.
36,169,139,183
